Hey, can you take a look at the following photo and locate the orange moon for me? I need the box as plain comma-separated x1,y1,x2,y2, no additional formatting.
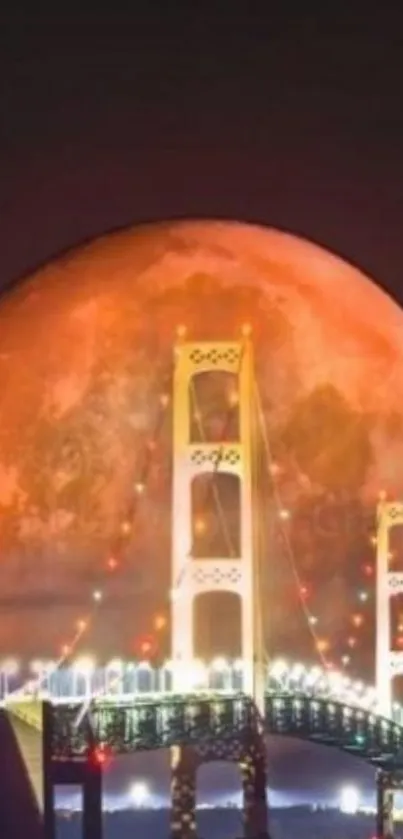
0,220,402,659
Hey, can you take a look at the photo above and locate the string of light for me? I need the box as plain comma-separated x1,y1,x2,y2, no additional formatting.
9,363,173,701
253,374,330,669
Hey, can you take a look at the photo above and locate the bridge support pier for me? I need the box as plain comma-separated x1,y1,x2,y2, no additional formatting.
51,758,103,839
376,770,401,839
170,726,270,839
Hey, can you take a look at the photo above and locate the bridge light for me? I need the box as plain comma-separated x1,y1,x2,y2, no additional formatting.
187,659,208,689
339,785,360,814
134,482,145,495
352,613,364,628
341,655,350,667
92,589,103,603
1,657,20,677
121,520,132,535
316,638,329,654
228,389,239,407
362,563,373,576
270,659,288,679
91,745,110,768
347,636,357,648
129,780,150,807
107,556,118,571
76,618,88,632
106,658,124,673
358,590,368,602
73,655,96,676
211,657,229,673
194,516,206,536
308,615,318,626
154,614,167,631
278,508,290,521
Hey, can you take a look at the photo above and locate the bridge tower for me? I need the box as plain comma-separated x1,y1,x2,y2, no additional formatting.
170,334,269,839
376,499,403,839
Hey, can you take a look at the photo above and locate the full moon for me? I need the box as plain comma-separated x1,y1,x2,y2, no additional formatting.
0,220,402,664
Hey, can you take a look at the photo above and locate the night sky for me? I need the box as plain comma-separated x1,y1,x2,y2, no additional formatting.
1,7,403,804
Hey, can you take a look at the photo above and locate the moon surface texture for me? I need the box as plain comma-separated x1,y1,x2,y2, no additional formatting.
0,220,402,666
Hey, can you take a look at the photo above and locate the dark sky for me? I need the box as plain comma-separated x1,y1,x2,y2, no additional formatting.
0,8,403,303
0,7,402,803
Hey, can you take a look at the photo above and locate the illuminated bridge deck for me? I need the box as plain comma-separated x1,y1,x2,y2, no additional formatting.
50,691,403,770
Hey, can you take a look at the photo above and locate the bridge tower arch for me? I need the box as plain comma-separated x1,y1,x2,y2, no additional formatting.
170,334,269,839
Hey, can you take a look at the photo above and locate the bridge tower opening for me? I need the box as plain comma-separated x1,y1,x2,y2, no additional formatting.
170,334,269,839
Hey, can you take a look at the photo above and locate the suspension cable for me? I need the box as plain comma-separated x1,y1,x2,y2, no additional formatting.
253,373,328,669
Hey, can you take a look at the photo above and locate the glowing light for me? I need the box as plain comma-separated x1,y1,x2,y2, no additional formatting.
316,638,329,654
278,508,290,521
341,655,351,666
194,516,206,535
299,584,309,599
270,659,288,679
92,745,109,767
140,640,152,656
352,613,363,628
358,590,368,602
61,644,71,657
129,781,150,807
160,393,169,408
76,619,87,632
154,614,167,631
212,656,229,673
347,636,357,648
121,520,132,535
241,322,252,336
228,389,239,407
308,615,318,625
92,589,103,603
176,324,187,338
378,489,388,501
370,535,377,546
339,785,360,814
186,659,208,689
0,657,19,676
73,655,96,675
107,557,118,571
363,563,373,576
134,482,145,495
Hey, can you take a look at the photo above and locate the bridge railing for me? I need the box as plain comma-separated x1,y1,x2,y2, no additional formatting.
4,658,403,728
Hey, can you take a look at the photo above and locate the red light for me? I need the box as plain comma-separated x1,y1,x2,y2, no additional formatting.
300,585,309,599
363,563,373,577
141,641,152,656
107,556,118,571
91,746,109,767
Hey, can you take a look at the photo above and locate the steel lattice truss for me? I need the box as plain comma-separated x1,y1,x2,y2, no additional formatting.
51,691,403,770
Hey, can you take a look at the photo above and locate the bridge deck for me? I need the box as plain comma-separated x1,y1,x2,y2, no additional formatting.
45,691,403,770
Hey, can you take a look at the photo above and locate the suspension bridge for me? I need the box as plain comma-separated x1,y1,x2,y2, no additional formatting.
1,333,402,839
